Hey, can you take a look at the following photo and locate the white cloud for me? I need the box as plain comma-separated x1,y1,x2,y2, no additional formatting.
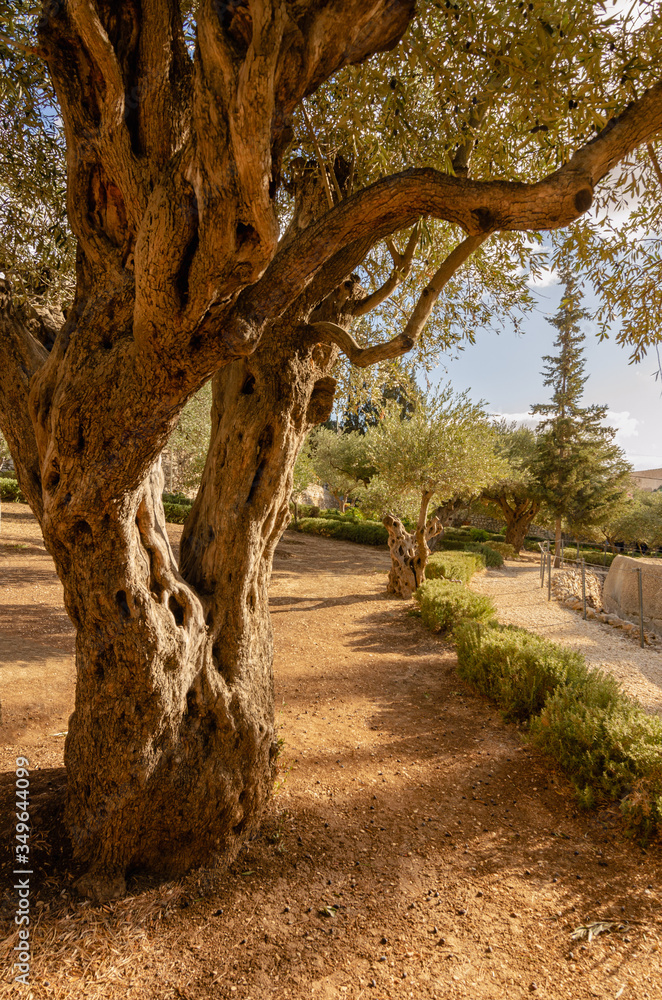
490,409,640,444
628,456,662,471
527,267,559,289
607,410,639,443
489,411,540,429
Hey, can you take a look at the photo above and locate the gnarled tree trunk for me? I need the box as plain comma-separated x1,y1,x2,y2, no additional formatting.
383,492,443,598
499,499,541,554
2,0,659,901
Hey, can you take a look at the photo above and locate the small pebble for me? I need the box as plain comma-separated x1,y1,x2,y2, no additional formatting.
378,955,386,962
380,936,388,945
457,908,467,916
486,945,493,954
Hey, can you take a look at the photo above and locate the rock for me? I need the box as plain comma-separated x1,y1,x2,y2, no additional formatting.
603,555,662,637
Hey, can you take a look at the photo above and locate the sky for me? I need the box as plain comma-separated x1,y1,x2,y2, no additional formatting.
430,272,662,472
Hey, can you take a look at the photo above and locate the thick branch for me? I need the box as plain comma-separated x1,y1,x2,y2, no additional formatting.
230,80,662,341
309,233,488,367
353,222,421,317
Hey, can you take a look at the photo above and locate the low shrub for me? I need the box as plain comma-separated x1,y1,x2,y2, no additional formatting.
530,680,662,839
455,618,662,839
468,527,490,542
0,478,26,503
464,543,504,568
414,578,497,633
426,550,486,585
440,528,472,542
435,538,470,551
295,517,388,546
455,621,587,722
485,541,519,560
162,491,193,507
163,502,190,524
581,550,617,568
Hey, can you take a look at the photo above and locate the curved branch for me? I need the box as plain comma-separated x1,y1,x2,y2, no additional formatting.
353,222,421,317
309,233,488,367
229,80,662,342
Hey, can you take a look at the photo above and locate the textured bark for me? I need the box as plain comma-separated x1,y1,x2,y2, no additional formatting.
497,498,541,554
554,516,563,568
383,502,443,600
2,0,662,899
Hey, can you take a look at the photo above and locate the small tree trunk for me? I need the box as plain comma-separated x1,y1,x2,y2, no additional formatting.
382,493,442,599
554,517,563,568
502,502,538,554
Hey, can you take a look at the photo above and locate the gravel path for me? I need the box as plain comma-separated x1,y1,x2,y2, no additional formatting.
469,558,662,716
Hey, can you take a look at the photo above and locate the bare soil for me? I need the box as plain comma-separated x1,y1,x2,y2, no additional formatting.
1,504,661,999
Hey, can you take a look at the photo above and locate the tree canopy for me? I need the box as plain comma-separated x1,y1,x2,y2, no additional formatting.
365,384,504,596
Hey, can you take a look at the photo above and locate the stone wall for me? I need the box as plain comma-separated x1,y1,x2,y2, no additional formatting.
603,555,662,637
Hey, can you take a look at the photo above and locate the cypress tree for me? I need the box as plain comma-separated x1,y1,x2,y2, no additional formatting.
531,274,632,566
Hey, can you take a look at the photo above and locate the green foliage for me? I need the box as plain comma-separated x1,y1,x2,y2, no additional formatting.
530,275,633,536
364,384,505,524
0,477,25,503
162,492,193,507
455,618,662,839
162,502,190,525
414,578,497,634
482,541,519,560
598,489,662,552
468,528,489,542
292,444,319,504
294,517,387,546
464,542,505,568
165,382,212,493
531,683,662,840
308,428,374,509
318,507,365,522
435,538,469,552
426,550,486,585
455,621,587,722
581,550,617,567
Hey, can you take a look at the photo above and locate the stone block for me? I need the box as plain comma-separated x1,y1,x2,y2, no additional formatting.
603,556,662,637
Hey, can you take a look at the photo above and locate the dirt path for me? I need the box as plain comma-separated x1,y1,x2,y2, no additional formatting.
469,560,662,716
1,506,662,1000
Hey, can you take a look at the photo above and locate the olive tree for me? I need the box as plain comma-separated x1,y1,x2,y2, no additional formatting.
1,1,662,901
365,386,504,597
309,426,373,511
480,423,545,553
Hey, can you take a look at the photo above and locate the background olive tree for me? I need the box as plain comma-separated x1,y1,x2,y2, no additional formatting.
363,385,505,597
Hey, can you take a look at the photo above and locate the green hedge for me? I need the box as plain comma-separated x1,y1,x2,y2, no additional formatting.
436,538,470,551
163,502,191,524
455,619,662,840
294,516,388,546
455,621,587,722
426,550,486,585
464,542,504,568
162,491,193,507
414,578,497,633
0,478,26,503
484,540,519,560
